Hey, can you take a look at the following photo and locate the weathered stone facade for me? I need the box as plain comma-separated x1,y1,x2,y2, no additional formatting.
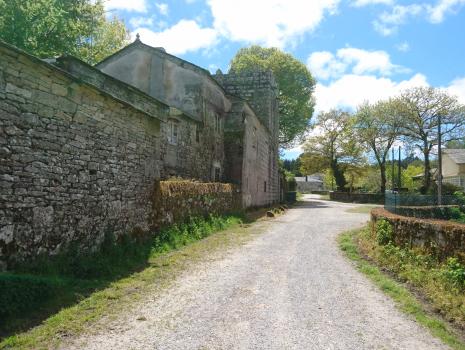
0,38,280,268
95,40,229,182
0,42,166,268
214,71,280,207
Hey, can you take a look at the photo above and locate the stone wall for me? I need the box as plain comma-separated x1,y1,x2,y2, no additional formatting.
94,40,229,181
215,71,280,205
0,40,281,268
0,42,166,268
330,191,385,204
296,181,324,193
151,181,241,228
371,208,465,260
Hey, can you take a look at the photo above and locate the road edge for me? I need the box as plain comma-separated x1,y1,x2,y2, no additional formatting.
338,228,465,350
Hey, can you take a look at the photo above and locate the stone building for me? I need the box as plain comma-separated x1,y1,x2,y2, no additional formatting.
93,37,280,208
0,38,280,267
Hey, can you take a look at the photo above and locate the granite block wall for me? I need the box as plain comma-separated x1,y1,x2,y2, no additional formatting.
0,43,164,268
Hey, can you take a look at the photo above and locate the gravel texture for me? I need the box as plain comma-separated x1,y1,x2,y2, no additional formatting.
64,195,450,350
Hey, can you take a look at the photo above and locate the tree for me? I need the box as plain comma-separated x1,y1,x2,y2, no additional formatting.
0,0,129,64
282,158,302,176
230,46,316,147
300,110,363,190
393,87,465,193
355,100,400,193
446,139,465,149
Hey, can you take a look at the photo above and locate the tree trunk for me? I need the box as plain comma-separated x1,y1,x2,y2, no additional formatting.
380,163,386,193
422,144,431,194
331,159,346,191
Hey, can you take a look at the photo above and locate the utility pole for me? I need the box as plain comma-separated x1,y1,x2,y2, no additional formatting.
398,146,402,190
438,114,443,206
391,148,395,191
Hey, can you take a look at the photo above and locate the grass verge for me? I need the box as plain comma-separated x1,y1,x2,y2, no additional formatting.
0,210,277,350
339,228,465,350
345,205,378,214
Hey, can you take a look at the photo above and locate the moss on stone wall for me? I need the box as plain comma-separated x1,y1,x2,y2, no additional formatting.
371,208,465,261
151,180,241,229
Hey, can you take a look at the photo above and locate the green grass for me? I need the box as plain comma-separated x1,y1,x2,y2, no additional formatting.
345,205,378,214
0,212,274,350
338,229,465,350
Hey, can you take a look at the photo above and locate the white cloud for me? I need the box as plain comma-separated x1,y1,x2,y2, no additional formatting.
352,0,393,7
129,16,154,28
396,41,410,52
132,20,218,55
156,3,169,16
427,0,465,23
307,47,407,80
307,51,346,80
373,0,465,35
104,0,147,12
207,0,340,48
446,77,465,104
314,73,428,113
373,4,423,36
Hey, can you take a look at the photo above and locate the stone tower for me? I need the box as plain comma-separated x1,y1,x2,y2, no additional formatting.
214,70,280,205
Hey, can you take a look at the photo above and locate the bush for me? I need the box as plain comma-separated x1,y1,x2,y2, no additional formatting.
376,219,394,245
443,257,465,289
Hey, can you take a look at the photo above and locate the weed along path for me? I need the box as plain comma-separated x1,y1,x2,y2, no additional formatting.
62,195,449,350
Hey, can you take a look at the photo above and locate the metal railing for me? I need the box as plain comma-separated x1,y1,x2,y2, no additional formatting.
384,192,465,219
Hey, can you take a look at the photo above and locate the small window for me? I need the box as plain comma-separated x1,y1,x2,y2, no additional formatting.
264,181,267,192
215,114,221,133
196,127,201,142
167,119,179,145
214,167,221,182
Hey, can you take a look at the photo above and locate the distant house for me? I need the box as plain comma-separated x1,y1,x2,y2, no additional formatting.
442,149,465,189
295,173,325,193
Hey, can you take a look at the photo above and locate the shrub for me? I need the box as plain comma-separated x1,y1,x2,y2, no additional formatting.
443,257,465,289
376,219,394,246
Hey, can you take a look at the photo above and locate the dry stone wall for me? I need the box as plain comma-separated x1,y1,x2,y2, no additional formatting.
371,208,465,260
151,181,241,228
0,43,165,268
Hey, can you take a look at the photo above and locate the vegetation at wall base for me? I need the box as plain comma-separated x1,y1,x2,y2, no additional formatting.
339,226,465,350
0,214,245,344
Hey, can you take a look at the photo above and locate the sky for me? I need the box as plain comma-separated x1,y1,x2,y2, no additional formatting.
104,0,465,159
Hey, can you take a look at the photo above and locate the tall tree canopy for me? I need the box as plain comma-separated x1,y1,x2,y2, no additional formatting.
0,0,129,64
393,87,465,193
300,110,364,190
355,100,400,193
230,46,316,148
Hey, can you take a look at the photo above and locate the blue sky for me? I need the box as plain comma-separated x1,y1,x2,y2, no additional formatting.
105,0,465,159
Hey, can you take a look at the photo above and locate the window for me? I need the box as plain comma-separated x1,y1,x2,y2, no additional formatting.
167,119,178,145
214,114,221,133
264,181,267,192
195,126,201,142
214,167,221,182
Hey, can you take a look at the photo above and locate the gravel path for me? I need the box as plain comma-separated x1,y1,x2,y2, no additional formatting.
64,195,450,350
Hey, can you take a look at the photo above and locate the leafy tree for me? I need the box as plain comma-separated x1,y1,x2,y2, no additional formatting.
446,139,465,149
393,87,465,193
230,46,316,147
300,110,364,190
355,100,400,193
282,158,302,176
0,0,129,64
